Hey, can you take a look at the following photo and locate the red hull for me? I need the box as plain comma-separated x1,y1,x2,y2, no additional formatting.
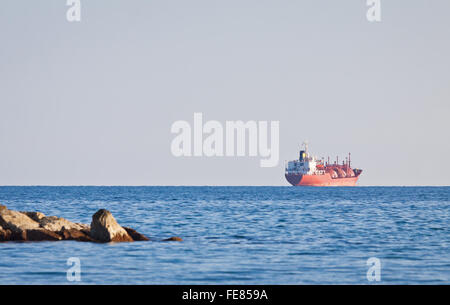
285,173,360,186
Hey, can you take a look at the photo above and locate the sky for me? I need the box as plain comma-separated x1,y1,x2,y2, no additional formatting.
0,0,449,186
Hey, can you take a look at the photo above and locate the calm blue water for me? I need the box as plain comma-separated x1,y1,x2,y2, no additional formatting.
0,186,449,284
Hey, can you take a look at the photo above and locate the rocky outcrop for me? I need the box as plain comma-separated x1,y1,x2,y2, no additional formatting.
0,205,163,243
90,209,133,242
0,209,40,232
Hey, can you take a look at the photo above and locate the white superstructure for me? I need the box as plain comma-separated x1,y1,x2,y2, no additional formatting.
285,142,324,175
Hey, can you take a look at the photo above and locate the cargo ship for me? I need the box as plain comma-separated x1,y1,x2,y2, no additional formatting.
285,143,362,186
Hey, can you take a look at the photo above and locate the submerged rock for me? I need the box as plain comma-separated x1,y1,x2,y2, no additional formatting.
163,236,183,242
90,209,133,242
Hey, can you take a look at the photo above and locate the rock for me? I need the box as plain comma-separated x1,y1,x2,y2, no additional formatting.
163,236,183,242
0,227,12,241
38,216,88,232
90,209,133,242
123,227,150,241
60,227,95,242
0,205,7,212
25,229,62,241
10,230,27,241
22,211,46,222
20,212,89,232
0,209,40,233
1,228,61,242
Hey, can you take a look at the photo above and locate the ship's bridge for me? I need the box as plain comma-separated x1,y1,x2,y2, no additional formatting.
285,150,324,175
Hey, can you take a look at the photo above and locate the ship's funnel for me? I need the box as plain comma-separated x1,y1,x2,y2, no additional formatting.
299,150,306,161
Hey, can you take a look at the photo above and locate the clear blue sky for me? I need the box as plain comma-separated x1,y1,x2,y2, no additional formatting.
0,0,449,185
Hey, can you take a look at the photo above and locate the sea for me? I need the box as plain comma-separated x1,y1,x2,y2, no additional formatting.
0,186,448,285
